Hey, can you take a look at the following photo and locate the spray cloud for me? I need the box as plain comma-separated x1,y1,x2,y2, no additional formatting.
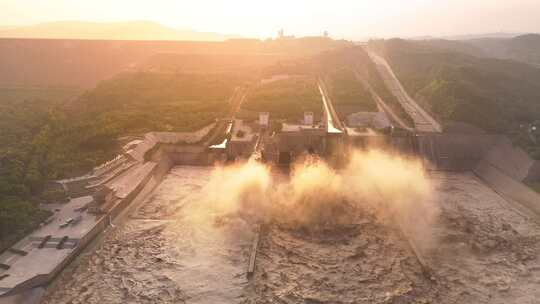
189,149,439,248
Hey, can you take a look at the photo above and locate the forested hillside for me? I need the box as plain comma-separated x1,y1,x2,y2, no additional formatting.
369,38,540,157
325,67,377,112
243,77,322,121
0,73,239,250
256,46,409,125
0,87,81,250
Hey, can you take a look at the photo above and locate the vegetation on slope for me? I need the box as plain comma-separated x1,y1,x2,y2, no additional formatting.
373,40,540,127
326,67,377,112
370,39,540,129
254,46,413,127
369,38,540,157
242,77,322,122
0,86,81,251
76,72,236,133
0,73,238,250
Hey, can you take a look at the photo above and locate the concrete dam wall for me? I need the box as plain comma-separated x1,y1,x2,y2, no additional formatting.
415,134,500,171
2,121,539,300
401,133,539,182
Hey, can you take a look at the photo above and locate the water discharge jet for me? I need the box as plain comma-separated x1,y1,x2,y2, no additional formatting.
198,148,439,248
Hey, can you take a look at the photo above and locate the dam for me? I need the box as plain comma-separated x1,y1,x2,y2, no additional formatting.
1,79,540,304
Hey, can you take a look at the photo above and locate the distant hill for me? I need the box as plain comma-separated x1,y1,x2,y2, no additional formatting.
387,34,540,66
382,34,540,67
393,38,487,57
0,37,351,87
466,34,540,66
0,21,238,41
443,32,522,40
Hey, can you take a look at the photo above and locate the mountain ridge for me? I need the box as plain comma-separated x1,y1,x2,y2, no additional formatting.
466,33,540,65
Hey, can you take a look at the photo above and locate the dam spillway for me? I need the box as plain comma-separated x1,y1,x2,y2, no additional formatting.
2,107,540,303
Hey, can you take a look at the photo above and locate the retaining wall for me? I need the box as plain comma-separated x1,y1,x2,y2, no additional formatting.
417,134,500,171
481,137,536,181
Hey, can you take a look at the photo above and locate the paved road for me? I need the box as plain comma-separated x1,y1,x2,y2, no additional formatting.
366,49,442,133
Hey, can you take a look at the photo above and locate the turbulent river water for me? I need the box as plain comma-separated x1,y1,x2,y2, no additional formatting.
42,166,540,304
43,166,254,304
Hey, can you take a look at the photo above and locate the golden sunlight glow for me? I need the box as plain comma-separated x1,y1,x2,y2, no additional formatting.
2,0,539,39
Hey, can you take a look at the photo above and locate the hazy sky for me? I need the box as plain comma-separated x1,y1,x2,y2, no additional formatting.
1,0,539,39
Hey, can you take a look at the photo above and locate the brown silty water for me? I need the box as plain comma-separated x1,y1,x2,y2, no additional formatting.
42,151,540,304
42,166,256,304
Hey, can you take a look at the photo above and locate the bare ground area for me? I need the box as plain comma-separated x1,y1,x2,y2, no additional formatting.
41,169,540,304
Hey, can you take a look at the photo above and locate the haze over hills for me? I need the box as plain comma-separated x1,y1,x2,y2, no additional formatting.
386,33,540,67
0,37,350,87
466,34,540,66
442,32,524,40
0,21,239,41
